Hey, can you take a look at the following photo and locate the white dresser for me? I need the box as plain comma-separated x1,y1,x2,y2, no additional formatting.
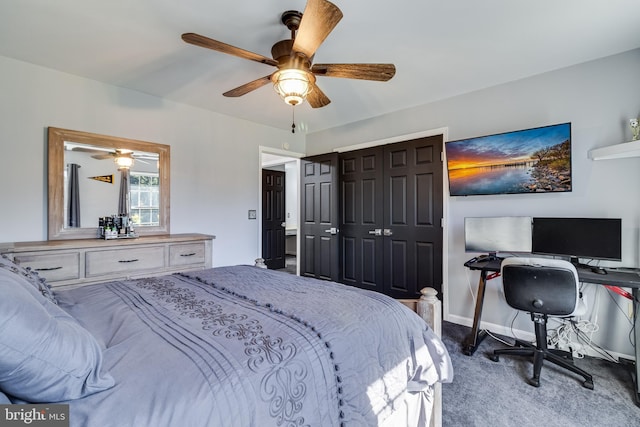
0,233,214,289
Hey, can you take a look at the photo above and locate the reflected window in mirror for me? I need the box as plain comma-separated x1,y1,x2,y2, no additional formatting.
130,172,160,227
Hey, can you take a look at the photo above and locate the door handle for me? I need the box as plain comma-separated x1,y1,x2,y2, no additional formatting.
368,229,382,236
383,229,393,236
281,222,286,228
324,227,338,235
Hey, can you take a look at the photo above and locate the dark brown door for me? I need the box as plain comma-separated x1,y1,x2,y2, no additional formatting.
262,169,285,269
339,135,444,298
299,153,340,281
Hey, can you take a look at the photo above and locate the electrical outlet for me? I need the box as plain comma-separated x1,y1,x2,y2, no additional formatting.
248,210,257,220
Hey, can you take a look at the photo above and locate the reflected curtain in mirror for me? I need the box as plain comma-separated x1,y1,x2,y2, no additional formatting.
118,169,130,216
67,163,81,227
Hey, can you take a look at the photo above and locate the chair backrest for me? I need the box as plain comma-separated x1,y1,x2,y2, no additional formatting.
500,257,580,316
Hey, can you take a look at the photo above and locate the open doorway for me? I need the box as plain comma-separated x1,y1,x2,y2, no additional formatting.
260,149,302,275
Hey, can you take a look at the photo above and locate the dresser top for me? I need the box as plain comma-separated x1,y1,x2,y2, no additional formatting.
0,233,215,254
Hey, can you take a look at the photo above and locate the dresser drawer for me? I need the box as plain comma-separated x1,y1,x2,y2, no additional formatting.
13,252,80,283
85,246,165,277
169,242,206,267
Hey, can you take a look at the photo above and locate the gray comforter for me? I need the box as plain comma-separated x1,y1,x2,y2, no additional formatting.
56,265,452,426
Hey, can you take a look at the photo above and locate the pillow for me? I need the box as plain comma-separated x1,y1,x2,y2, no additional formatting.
0,268,114,402
0,390,11,404
0,254,57,304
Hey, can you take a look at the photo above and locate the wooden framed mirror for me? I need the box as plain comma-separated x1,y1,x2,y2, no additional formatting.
48,127,170,240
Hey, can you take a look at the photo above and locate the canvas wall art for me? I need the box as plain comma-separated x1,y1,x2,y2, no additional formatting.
445,123,572,196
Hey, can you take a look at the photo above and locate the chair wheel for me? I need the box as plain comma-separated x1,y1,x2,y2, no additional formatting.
583,380,594,390
528,377,540,387
489,354,500,362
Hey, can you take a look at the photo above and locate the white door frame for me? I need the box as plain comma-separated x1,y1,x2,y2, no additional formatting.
258,146,305,275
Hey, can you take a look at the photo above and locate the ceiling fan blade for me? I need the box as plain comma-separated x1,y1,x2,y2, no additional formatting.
307,83,331,108
311,63,396,81
223,75,273,97
91,154,114,160
292,0,343,59
182,33,278,67
70,146,104,154
133,154,159,160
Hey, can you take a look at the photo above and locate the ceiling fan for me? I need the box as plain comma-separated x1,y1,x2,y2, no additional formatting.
181,0,396,109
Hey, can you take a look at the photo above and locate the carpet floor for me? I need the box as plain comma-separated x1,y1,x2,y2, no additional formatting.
441,321,640,426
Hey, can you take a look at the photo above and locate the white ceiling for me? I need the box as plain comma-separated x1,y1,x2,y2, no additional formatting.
2,0,639,134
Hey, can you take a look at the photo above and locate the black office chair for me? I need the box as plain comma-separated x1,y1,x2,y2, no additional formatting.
490,257,594,389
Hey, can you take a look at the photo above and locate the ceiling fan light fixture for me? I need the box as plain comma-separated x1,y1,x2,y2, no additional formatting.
115,155,134,169
272,69,314,106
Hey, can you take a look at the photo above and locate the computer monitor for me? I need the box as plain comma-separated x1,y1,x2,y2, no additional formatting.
531,217,622,265
464,217,533,257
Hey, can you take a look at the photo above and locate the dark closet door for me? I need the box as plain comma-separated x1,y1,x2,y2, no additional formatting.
383,136,444,298
299,153,340,281
339,135,444,298
339,147,385,292
262,169,286,269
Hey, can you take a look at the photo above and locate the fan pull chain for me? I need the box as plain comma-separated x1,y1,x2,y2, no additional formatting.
291,106,296,134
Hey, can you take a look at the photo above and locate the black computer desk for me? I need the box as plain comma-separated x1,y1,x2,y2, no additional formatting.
462,257,640,406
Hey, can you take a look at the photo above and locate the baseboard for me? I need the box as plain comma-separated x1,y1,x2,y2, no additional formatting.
446,314,535,342
445,314,634,361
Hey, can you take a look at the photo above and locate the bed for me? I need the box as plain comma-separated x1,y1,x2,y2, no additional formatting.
0,256,452,427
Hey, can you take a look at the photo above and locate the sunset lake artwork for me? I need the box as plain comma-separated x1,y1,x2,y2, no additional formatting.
445,123,572,196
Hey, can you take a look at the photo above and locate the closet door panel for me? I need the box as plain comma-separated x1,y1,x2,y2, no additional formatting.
361,237,378,286
416,173,435,225
339,147,384,292
300,153,339,281
383,136,443,298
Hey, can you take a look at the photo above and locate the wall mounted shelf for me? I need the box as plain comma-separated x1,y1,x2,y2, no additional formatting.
588,140,640,160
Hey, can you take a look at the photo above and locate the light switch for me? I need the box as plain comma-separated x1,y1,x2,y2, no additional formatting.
248,210,257,220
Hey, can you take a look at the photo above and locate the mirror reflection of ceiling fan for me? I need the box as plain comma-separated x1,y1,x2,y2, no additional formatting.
67,145,158,168
181,0,395,109
90,150,138,169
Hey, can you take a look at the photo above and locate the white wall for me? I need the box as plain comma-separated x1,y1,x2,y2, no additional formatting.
284,161,299,230
0,55,305,267
306,49,640,357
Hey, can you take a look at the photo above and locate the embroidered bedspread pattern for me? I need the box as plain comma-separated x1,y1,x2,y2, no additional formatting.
185,266,452,427
57,274,340,427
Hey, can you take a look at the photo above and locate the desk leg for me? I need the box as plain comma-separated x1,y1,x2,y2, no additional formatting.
633,288,640,407
463,271,489,356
